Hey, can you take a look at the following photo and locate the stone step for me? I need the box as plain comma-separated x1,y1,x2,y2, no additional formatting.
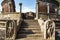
55,26,60,29
54,21,60,24
56,25,60,27
23,20,38,22
19,29,41,32
20,28,41,30
17,34,42,38
25,23,38,25
24,21,38,23
55,23,60,27
56,29,60,32
21,23,39,27
24,20,37,22
26,24,39,25
16,19,42,39
56,22,60,24
55,23,60,24
55,24,60,26
16,37,43,40
55,21,60,29
55,22,60,24
23,22,38,25
16,38,54,40
22,22,39,25
55,23,60,29
18,30,41,34
54,20,60,22
20,26,40,28
56,29,60,40
21,24,39,27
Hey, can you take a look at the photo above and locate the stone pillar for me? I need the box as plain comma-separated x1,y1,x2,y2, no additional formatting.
47,3,49,14
47,3,50,19
35,0,39,20
19,3,22,14
19,3,22,19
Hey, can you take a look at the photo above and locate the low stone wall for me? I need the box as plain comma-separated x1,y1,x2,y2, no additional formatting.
38,13,57,20
0,12,21,25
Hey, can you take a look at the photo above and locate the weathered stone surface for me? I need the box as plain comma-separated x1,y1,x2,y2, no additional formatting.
1,0,16,13
0,28,6,40
38,19,55,40
0,12,21,40
0,21,7,40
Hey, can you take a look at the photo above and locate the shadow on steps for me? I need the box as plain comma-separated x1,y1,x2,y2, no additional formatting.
55,31,60,40
16,21,35,39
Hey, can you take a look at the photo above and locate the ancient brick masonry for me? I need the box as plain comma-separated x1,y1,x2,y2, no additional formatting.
1,0,16,13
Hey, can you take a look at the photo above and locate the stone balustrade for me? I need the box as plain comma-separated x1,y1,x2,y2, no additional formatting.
38,18,55,40
0,12,22,40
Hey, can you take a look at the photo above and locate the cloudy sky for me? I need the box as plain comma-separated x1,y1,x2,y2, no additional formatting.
0,0,36,13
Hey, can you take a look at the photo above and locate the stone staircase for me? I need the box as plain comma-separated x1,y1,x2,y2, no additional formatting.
16,19,43,40
55,20,60,40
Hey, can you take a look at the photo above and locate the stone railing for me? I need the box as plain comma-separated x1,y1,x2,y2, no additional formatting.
0,20,17,40
38,18,55,40
0,12,22,40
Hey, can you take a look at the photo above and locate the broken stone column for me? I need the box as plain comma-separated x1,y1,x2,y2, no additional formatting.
35,0,39,20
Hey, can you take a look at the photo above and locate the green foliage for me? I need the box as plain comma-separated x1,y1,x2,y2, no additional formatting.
56,0,60,3
58,6,60,10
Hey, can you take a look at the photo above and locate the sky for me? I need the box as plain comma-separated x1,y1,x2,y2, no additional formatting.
0,0,36,13
0,0,2,12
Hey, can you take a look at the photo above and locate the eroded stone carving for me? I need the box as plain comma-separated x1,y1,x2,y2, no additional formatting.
38,18,55,39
